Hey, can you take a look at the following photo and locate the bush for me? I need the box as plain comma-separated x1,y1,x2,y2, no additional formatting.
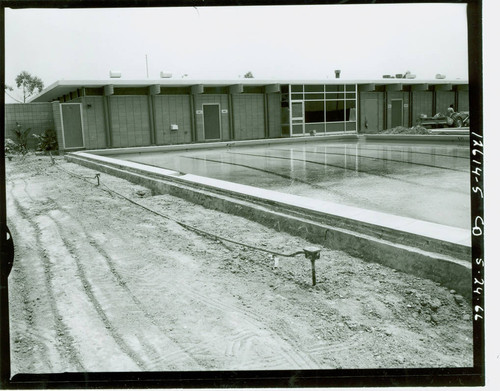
10,122,31,155
33,128,58,151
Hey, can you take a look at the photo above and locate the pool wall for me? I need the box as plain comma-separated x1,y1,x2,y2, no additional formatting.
67,143,472,299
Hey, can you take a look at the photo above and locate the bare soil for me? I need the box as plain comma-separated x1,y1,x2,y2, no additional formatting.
6,154,473,374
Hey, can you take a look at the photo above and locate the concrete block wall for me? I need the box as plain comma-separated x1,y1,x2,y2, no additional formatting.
386,91,410,129
154,95,193,145
193,95,230,142
51,102,65,151
232,94,265,140
267,93,282,138
4,103,55,149
109,96,151,148
435,91,456,115
411,91,433,124
457,90,469,112
71,96,107,150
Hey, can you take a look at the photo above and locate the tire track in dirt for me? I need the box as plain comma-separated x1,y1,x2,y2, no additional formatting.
44,202,203,371
6,220,56,374
7,182,85,372
12,179,142,372
41,212,150,371
170,278,320,369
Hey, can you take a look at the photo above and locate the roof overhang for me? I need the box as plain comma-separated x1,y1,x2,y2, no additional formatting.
28,78,469,103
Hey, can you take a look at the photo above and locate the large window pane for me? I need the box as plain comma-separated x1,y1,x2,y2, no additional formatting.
304,85,324,92
291,85,303,92
304,93,324,100
291,102,303,118
326,122,346,132
305,123,325,134
291,93,304,100
305,101,325,123
326,100,345,121
326,84,344,92
346,100,356,121
326,93,345,99
346,84,356,92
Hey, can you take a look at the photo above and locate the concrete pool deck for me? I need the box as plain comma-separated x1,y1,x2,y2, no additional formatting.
67,136,472,298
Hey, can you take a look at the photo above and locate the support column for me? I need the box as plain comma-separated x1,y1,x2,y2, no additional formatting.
190,85,203,143
51,100,64,152
103,85,114,148
148,85,160,145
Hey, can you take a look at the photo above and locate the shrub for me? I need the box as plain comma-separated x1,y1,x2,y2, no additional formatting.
33,128,58,151
9,122,31,155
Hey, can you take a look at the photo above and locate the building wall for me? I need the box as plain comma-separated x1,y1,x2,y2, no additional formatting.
154,95,193,145
232,94,266,140
358,92,384,133
82,96,107,149
4,103,55,149
457,89,469,112
193,95,230,141
267,93,282,138
109,96,151,148
411,91,433,125
435,91,456,115
386,91,410,128
66,96,107,150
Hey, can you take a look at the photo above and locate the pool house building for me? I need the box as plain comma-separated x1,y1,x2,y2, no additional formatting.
11,78,469,151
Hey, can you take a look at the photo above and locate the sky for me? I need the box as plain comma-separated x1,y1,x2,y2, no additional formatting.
4,3,469,103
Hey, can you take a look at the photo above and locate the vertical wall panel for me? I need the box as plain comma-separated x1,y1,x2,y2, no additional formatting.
435,91,456,115
70,96,107,149
411,91,433,126
109,96,150,148
358,92,384,133
267,93,282,138
154,95,192,145
232,94,265,140
457,90,469,112
193,95,229,142
386,91,409,128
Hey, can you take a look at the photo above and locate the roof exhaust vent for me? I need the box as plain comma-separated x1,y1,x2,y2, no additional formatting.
435,74,446,79
109,71,122,78
334,69,341,79
160,71,173,78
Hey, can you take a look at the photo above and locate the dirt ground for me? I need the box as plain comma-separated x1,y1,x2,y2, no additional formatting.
5,154,473,374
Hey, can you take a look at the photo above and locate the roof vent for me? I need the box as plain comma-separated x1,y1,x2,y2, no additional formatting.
435,74,446,79
109,71,121,78
160,71,173,78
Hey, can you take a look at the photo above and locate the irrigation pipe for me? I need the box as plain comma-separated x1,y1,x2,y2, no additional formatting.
48,155,321,284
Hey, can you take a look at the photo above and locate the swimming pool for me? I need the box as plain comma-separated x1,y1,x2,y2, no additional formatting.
113,139,471,229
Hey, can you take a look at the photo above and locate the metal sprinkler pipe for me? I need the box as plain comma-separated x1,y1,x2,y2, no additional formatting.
303,246,321,286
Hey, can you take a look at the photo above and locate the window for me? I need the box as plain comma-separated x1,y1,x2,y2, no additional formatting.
346,100,356,121
326,101,345,122
305,101,325,123
304,85,324,93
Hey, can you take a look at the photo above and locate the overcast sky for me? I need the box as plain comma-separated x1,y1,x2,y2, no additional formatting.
4,3,469,103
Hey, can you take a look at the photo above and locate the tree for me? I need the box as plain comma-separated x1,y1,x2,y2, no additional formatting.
15,71,44,103
243,71,254,79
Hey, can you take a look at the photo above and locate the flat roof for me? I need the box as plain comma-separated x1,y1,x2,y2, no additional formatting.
29,78,469,103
